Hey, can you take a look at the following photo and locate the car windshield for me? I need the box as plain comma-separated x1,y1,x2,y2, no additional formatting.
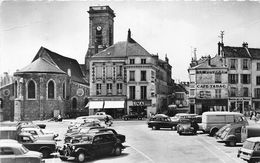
38,129,44,135
20,145,29,154
243,141,256,150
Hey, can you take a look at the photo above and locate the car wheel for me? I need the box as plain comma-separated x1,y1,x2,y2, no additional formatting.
60,156,68,161
77,152,86,163
228,141,236,147
40,148,51,158
179,132,182,135
209,128,218,137
113,146,122,156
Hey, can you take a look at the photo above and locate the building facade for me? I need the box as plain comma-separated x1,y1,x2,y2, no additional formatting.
188,55,229,114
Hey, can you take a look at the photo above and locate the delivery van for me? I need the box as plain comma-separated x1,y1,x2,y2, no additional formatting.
202,111,248,136
241,125,260,143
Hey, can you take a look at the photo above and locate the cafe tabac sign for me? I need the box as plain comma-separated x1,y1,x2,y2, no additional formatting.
196,84,227,89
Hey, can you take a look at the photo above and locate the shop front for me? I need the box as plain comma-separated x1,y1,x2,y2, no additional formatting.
195,98,228,114
127,100,151,118
252,99,260,112
229,97,251,116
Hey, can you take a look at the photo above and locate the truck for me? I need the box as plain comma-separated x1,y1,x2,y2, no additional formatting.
0,126,57,158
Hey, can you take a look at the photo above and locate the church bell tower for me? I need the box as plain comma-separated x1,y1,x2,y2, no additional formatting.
85,6,115,80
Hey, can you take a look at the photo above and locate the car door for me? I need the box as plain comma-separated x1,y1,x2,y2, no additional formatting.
92,135,106,156
0,147,16,163
235,126,242,143
19,136,37,151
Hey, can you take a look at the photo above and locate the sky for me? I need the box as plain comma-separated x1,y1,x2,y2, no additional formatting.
1,1,260,82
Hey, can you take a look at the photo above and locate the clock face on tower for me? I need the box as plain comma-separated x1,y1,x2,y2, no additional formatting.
96,26,102,31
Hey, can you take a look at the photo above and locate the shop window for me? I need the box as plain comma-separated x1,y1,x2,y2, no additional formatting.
72,98,77,109
84,98,89,107
27,80,36,99
228,74,238,84
129,71,135,81
141,71,146,81
241,74,250,84
47,80,55,99
129,86,135,99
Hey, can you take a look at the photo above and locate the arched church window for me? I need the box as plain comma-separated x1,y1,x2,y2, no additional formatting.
62,82,66,99
47,80,55,99
72,98,77,109
27,80,36,99
14,80,18,98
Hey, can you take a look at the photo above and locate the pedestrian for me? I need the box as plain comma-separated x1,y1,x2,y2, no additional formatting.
250,111,254,120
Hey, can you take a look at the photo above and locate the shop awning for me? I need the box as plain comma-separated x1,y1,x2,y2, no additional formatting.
88,101,104,109
104,101,125,109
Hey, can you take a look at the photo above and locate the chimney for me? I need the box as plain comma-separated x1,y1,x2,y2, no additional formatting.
218,42,224,56
127,29,131,41
242,42,248,48
165,54,169,63
208,55,211,66
67,69,71,77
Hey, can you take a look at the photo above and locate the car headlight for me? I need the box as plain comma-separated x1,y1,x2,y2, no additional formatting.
72,146,75,150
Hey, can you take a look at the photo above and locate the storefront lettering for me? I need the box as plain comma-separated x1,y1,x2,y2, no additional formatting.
197,84,227,89
133,101,145,106
196,70,227,74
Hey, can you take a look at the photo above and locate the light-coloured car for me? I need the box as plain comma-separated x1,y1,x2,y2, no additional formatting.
0,139,44,163
20,128,58,141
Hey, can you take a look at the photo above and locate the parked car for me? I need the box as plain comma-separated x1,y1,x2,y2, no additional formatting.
241,125,260,143
177,119,198,135
122,113,143,120
148,114,175,130
215,124,232,139
0,127,57,158
80,112,113,121
0,139,44,163
170,113,198,127
58,132,125,162
216,123,247,146
237,137,260,163
20,128,58,141
87,128,126,143
201,111,248,136
64,126,104,143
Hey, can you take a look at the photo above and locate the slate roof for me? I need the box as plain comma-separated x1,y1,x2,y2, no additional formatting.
249,48,260,59
23,47,86,84
222,46,251,58
192,55,226,69
92,34,151,58
16,57,66,74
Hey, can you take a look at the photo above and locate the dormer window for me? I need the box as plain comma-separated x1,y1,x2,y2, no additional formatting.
130,59,135,64
141,59,146,64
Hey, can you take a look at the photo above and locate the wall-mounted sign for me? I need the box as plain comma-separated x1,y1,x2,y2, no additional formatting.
196,70,227,74
199,91,211,99
133,101,145,106
133,100,151,106
77,88,84,97
197,84,227,89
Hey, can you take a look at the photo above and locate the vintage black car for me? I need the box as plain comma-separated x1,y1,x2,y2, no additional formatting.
59,132,125,162
147,114,176,130
122,113,143,120
176,119,198,135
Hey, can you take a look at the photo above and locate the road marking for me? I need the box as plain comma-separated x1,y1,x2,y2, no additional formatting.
127,143,155,163
197,137,241,163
